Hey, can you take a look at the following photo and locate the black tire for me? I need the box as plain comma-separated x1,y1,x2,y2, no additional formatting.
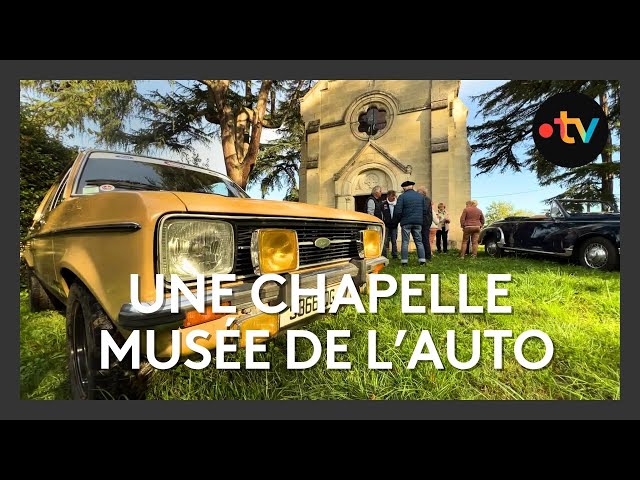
484,235,503,258
66,282,152,400
29,272,58,312
577,236,618,271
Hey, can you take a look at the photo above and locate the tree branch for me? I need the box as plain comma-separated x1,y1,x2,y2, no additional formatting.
261,117,283,128
244,80,272,178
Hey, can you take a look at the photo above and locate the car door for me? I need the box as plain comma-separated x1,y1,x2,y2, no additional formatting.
27,181,61,286
537,202,571,252
513,217,556,250
45,171,72,298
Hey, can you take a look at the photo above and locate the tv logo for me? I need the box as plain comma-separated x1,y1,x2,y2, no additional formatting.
538,112,599,144
533,92,608,168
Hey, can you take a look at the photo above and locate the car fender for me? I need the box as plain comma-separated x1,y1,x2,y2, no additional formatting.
547,223,619,252
479,226,505,246
573,224,620,248
48,192,186,325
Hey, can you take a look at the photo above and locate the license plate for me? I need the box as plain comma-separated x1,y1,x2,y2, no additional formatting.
279,287,337,328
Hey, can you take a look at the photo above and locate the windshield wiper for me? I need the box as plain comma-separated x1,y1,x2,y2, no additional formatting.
85,179,164,191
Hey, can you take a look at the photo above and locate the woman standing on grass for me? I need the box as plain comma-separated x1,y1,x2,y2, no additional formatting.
429,201,439,253
459,200,485,258
435,202,450,253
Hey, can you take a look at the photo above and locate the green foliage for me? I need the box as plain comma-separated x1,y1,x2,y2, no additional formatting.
249,136,301,199
19,292,70,399
470,81,620,202
21,80,314,185
20,107,75,287
106,82,217,155
484,201,535,225
537,159,621,205
20,106,76,242
283,187,299,202
21,254,619,400
21,80,139,141
248,81,314,200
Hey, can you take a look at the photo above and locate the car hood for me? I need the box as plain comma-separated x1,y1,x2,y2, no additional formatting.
171,192,382,224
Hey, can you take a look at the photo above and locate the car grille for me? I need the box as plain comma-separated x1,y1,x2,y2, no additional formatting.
234,218,371,276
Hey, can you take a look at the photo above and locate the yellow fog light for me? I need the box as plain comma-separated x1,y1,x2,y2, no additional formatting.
251,229,299,274
232,314,279,348
360,229,382,258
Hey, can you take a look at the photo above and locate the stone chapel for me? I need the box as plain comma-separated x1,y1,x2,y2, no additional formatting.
299,80,471,245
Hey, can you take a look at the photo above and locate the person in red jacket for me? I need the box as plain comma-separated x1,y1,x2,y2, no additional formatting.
459,199,485,258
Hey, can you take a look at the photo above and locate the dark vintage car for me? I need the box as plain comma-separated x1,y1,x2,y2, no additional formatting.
479,199,620,270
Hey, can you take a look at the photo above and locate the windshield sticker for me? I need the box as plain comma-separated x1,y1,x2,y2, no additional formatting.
99,184,115,192
82,185,100,195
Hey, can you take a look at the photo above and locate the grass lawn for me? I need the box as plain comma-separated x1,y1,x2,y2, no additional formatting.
20,250,620,400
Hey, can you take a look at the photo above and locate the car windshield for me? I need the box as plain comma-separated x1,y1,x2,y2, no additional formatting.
75,155,250,198
559,200,619,214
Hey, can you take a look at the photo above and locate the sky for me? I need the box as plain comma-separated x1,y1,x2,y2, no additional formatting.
459,80,620,213
59,80,620,214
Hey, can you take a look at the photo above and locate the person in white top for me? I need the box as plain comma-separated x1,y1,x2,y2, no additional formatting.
435,202,451,253
428,201,439,253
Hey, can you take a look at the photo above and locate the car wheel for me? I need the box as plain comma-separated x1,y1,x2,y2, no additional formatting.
66,282,152,400
28,272,59,312
577,236,618,271
484,236,503,258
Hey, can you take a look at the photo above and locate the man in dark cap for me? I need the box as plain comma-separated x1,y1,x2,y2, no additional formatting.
391,180,427,266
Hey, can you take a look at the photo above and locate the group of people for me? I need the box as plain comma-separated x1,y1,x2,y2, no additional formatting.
366,181,485,266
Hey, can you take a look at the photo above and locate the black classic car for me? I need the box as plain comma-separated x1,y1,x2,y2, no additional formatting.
479,199,620,270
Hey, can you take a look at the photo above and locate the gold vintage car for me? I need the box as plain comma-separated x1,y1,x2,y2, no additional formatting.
23,150,386,399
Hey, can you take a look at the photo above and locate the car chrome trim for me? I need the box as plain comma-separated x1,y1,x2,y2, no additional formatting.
160,213,382,225
156,213,381,282
157,215,235,282
49,169,71,211
119,256,388,328
501,246,573,257
299,239,353,246
26,222,141,239
582,242,609,269
501,219,619,224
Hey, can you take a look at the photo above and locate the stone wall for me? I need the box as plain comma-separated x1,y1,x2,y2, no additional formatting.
300,80,471,247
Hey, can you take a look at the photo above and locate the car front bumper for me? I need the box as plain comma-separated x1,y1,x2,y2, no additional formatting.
117,257,388,358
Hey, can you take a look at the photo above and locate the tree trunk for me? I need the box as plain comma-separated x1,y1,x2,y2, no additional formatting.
270,88,276,116
205,79,273,189
599,92,614,202
208,80,244,186
242,80,272,183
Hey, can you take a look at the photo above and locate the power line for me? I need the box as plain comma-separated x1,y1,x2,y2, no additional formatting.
474,189,544,199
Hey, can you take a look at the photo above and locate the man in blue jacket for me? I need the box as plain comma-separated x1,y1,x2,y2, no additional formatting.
392,180,427,266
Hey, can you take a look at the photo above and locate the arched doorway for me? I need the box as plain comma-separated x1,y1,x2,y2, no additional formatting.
335,164,399,212
354,193,391,213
